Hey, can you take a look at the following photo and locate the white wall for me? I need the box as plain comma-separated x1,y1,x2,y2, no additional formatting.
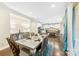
0,3,10,50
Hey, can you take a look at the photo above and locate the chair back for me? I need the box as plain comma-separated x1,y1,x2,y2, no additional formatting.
41,37,48,55
6,38,20,56
10,34,19,41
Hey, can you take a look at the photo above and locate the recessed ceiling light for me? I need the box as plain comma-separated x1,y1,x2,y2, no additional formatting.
51,4,55,8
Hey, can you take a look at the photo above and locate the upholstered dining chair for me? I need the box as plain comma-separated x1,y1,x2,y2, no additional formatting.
6,38,31,56
6,38,20,56
41,37,48,55
10,34,19,41
33,37,48,56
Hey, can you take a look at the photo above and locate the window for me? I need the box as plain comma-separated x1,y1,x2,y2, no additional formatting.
10,13,31,34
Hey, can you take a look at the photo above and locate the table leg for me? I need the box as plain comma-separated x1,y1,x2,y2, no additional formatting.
30,49,36,55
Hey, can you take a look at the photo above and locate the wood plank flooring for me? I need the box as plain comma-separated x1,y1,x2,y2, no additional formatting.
48,35,65,56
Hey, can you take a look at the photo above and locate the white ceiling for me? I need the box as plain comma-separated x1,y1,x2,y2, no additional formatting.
4,2,68,24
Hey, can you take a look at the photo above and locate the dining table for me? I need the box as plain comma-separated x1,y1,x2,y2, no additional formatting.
16,36,43,54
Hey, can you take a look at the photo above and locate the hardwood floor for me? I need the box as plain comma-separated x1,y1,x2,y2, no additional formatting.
0,47,30,56
48,35,65,56
0,47,13,56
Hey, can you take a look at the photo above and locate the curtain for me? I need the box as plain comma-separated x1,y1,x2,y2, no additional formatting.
63,9,68,52
72,6,76,56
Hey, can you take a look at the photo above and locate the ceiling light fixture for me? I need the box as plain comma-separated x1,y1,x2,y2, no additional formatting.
51,4,55,8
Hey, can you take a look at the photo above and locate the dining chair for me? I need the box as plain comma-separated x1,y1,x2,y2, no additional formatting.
6,38,20,56
10,34,19,41
41,37,48,55
6,38,31,56
34,37,48,56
